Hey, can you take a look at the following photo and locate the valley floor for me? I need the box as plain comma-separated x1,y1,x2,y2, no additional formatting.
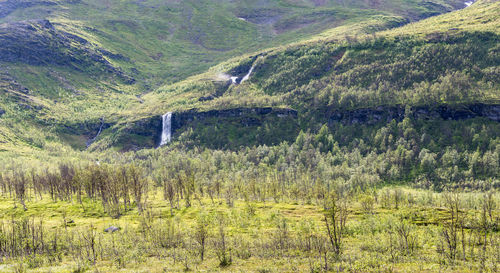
0,188,497,273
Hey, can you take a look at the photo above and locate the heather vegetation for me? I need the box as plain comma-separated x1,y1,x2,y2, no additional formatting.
0,0,499,272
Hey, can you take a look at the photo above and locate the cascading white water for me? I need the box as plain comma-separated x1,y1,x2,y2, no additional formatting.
464,1,474,7
160,112,172,146
86,117,105,148
240,64,255,83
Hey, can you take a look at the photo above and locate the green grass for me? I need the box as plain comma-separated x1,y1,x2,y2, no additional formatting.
0,187,497,272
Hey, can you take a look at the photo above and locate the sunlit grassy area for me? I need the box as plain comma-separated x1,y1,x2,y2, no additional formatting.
0,187,497,272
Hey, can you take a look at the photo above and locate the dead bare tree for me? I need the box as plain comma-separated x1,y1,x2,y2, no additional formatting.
128,164,148,213
194,213,210,261
440,192,461,261
214,213,231,267
395,218,418,255
323,192,349,257
14,172,28,211
164,180,176,216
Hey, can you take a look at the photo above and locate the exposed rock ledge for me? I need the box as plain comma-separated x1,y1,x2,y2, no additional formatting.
94,104,498,150
328,103,500,125
0,19,134,84
119,107,298,149
170,107,298,132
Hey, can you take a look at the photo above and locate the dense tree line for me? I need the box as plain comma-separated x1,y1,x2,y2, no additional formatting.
0,163,148,218
1,118,498,215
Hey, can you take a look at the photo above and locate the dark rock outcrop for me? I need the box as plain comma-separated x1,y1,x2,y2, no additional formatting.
103,104,498,151
0,108,5,117
57,119,115,149
0,19,134,84
0,71,31,95
170,107,298,133
61,121,114,136
328,104,500,125
228,53,266,81
117,107,298,149
122,115,163,147
198,81,231,102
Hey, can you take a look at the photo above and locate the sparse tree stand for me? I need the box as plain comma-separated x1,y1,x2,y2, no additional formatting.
129,164,148,214
323,192,349,259
478,192,495,272
164,179,176,216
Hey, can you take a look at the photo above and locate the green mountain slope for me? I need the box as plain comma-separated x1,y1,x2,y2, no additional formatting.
137,0,499,117
0,0,497,155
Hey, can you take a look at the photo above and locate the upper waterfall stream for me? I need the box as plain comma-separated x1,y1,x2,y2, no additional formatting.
240,64,255,83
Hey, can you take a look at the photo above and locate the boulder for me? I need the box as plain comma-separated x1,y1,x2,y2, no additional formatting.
104,226,121,233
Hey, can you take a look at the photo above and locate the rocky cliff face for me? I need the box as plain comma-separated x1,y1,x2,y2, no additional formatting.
120,116,163,149
328,104,500,125
89,104,498,151
110,107,298,150
171,107,298,132
0,0,57,19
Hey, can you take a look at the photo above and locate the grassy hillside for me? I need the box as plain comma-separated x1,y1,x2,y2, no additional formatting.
0,0,477,154
134,0,499,118
0,0,497,154
1,0,468,90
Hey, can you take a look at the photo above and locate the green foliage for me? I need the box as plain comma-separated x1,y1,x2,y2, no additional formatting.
0,2,499,271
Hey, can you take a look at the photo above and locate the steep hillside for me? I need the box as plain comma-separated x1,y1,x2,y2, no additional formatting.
87,0,498,151
139,0,498,112
0,0,468,91
0,0,496,155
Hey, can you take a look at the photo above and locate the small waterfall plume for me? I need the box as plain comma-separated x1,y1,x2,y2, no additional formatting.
86,117,105,148
464,1,475,7
160,112,172,146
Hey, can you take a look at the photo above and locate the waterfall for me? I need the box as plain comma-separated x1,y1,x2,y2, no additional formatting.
160,112,172,146
464,1,474,7
86,117,105,148
240,64,255,83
